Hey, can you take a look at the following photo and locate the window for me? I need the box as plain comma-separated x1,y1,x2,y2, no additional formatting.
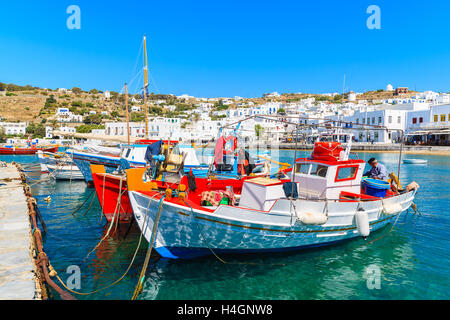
356,118,359,124
388,116,392,124
419,117,423,123
398,116,401,124
295,163,310,174
434,115,438,122
362,118,365,124
412,118,417,124
378,117,382,124
372,117,375,124
335,166,358,182
440,114,446,122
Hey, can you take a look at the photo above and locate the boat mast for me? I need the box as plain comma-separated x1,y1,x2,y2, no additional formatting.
125,83,130,145
143,35,149,137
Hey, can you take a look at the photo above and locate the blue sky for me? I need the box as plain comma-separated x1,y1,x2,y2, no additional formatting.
1,0,449,97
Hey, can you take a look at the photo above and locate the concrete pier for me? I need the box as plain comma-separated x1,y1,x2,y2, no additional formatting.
0,163,39,300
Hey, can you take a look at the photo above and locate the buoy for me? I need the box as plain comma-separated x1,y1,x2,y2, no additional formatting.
382,203,402,215
355,207,370,237
298,211,328,225
44,196,52,203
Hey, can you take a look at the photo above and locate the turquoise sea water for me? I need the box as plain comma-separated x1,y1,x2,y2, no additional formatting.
1,150,449,300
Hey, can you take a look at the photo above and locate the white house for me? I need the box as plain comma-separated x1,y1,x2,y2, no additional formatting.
348,92,357,102
56,107,83,122
406,104,450,144
341,108,407,143
0,122,27,135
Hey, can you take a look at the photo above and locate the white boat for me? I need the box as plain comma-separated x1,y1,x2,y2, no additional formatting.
47,163,84,180
37,150,77,173
403,159,427,164
126,132,419,259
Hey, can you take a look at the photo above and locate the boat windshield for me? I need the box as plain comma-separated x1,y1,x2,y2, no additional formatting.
295,163,328,177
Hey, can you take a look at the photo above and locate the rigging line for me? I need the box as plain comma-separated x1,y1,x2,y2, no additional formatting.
130,38,144,81
127,68,144,93
148,71,160,93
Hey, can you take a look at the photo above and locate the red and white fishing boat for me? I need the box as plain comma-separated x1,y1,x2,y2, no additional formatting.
125,133,419,259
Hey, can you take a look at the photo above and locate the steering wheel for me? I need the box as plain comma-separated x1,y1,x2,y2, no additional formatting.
316,167,327,177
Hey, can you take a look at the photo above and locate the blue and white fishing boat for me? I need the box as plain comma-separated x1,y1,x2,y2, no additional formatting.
126,132,419,259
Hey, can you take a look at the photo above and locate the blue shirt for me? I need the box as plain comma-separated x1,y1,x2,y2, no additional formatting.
364,163,388,181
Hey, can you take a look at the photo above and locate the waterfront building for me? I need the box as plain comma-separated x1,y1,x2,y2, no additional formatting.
406,104,450,145
45,126,76,139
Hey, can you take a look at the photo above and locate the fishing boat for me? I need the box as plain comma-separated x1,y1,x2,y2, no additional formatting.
90,134,277,224
68,147,122,183
403,159,427,164
47,163,84,180
126,132,419,259
0,145,58,155
38,150,71,172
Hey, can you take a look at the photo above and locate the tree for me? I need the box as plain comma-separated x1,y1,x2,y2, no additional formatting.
83,113,103,125
44,95,57,108
277,108,286,114
26,123,46,138
255,124,264,138
0,127,6,143
89,88,98,94
72,87,82,94
71,100,83,107
0,82,5,91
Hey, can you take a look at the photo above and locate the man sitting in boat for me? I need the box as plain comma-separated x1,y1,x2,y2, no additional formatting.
363,157,388,181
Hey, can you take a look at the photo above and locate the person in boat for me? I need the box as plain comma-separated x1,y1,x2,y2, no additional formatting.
144,139,164,178
237,148,256,176
363,157,388,181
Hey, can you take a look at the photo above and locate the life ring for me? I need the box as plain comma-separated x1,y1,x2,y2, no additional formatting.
223,136,237,155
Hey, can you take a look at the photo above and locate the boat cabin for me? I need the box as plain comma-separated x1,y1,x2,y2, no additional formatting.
292,137,365,200
293,157,365,200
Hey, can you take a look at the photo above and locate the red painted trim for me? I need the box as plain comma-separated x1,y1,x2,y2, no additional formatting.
296,157,365,166
334,165,360,183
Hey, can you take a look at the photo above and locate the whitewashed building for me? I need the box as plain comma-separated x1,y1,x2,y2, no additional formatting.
0,122,27,135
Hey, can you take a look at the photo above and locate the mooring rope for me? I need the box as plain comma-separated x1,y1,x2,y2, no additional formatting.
85,178,124,258
51,226,144,296
72,189,96,216
131,194,166,300
184,200,285,266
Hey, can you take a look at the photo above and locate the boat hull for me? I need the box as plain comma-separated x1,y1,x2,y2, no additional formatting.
92,171,134,223
47,164,84,180
0,146,58,155
70,151,121,182
128,190,416,259
403,159,427,164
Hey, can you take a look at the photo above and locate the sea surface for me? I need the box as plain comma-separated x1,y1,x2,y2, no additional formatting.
1,150,449,300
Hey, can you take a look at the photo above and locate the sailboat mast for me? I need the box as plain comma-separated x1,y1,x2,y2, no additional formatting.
143,35,149,137
125,83,130,145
